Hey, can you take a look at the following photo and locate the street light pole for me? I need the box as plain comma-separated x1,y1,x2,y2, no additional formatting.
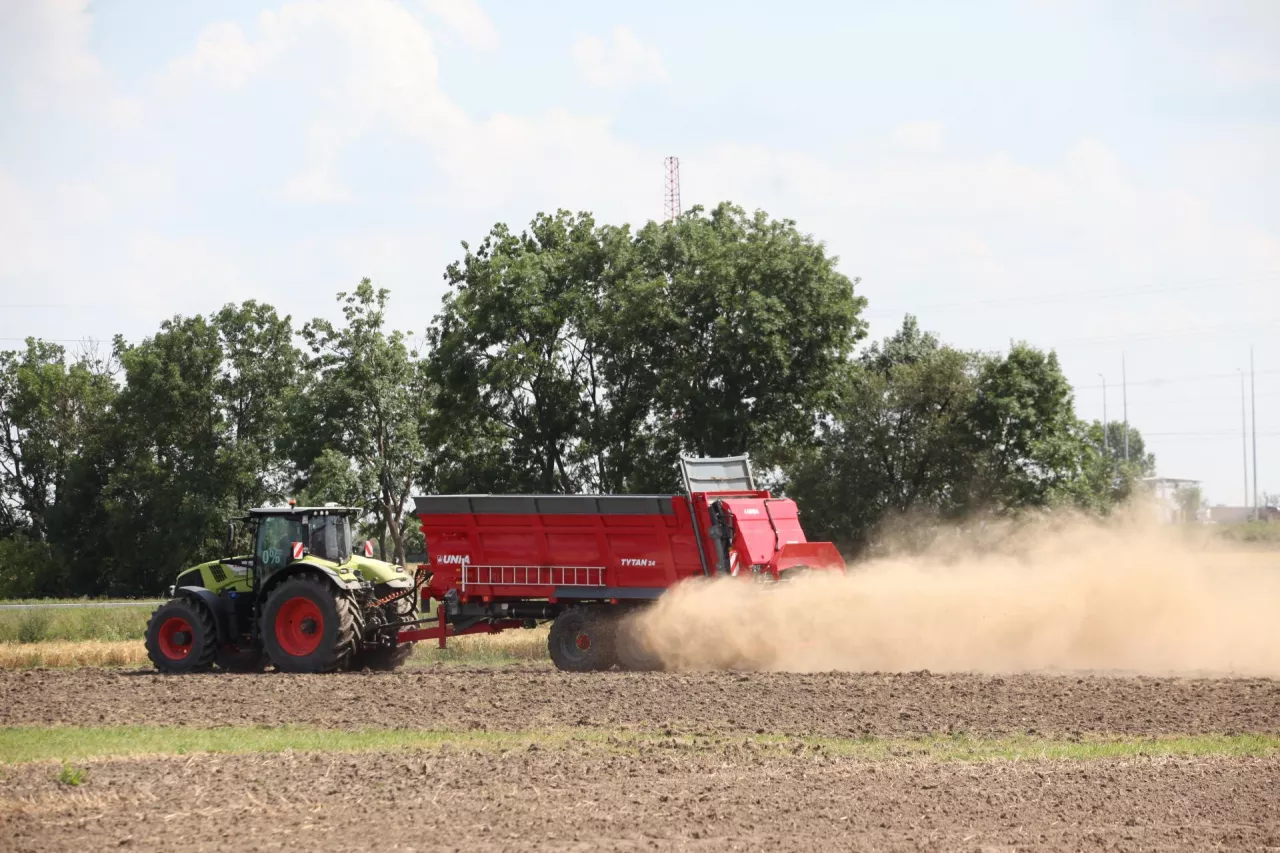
1239,368,1249,508
1251,347,1259,518
1122,354,1129,463
1099,373,1108,452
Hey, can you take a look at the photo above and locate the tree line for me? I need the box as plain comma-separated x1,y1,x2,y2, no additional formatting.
0,202,1153,597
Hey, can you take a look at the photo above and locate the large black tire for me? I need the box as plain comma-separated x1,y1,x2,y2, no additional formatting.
548,608,616,672
352,596,415,672
260,575,358,673
614,611,664,672
145,598,217,674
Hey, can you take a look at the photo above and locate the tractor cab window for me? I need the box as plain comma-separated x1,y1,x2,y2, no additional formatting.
257,516,306,568
306,515,352,563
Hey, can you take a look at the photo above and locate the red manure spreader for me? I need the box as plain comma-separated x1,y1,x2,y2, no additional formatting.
401,456,846,671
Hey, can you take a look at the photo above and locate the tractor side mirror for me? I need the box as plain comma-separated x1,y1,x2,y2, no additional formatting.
224,522,235,556
363,540,375,558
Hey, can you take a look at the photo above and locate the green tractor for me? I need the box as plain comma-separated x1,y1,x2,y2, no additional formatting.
144,505,428,674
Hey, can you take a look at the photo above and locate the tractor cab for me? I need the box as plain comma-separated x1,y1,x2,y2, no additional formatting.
249,505,358,573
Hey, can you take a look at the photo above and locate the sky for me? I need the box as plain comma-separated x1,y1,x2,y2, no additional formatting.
1,0,1277,506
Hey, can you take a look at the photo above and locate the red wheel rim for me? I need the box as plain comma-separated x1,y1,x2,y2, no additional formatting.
275,596,324,657
158,617,194,659
575,632,591,651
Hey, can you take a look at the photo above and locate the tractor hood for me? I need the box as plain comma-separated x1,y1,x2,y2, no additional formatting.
297,553,409,586
345,554,410,585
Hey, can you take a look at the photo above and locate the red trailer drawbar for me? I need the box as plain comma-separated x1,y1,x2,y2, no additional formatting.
400,456,845,671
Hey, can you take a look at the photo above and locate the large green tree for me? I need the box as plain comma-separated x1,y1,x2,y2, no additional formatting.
0,340,117,595
214,301,301,510
101,316,232,593
1062,419,1157,512
966,342,1083,509
97,304,302,594
630,203,866,471
0,340,116,540
786,317,980,550
429,202,866,494
787,318,1148,553
427,212,616,493
298,281,428,565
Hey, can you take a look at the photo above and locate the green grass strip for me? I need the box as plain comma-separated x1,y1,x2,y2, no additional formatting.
0,725,544,764
2,726,1278,766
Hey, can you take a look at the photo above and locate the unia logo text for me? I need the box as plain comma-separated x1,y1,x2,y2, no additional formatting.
434,554,470,566
619,558,657,567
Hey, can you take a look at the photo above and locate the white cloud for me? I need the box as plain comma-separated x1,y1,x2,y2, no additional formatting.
0,0,139,121
0,170,53,278
165,21,264,89
687,136,1280,339
1213,50,1280,87
418,0,499,51
571,26,668,91
891,121,946,154
118,232,246,309
160,0,463,203
0,0,101,97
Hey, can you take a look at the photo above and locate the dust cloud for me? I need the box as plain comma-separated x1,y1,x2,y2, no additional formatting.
635,509,1280,675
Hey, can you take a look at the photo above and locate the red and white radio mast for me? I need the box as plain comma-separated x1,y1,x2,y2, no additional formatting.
664,156,681,221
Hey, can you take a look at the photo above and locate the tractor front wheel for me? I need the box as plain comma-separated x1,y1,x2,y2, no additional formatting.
145,598,217,673
261,575,357,673
548,608,616,672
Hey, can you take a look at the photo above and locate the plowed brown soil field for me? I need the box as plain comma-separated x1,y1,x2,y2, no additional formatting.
3,667,1279,852
5,748,1278,852
4,667,1279,735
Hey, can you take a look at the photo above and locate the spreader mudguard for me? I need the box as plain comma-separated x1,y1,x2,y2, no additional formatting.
774,542,846,574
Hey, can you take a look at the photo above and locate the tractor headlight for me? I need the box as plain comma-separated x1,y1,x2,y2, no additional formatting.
166,585,175,597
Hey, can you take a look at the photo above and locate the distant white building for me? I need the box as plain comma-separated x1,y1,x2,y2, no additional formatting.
1141,477,1202,524
1207,505,1253,525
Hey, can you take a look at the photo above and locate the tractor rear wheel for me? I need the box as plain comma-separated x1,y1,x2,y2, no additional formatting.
548,608,616,672
261,575,358,673
145,598,217,673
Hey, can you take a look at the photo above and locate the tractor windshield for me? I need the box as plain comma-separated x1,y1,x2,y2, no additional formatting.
258,516,305,568
256,513,353,567
306,514,352,563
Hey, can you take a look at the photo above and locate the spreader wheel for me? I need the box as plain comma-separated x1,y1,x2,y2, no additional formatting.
548,608,616,672
260,575,357,673
145,598,217,674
